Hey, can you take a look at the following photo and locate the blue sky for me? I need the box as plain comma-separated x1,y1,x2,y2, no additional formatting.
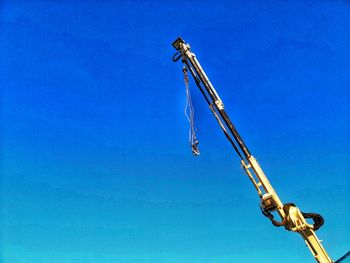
1,1,349,262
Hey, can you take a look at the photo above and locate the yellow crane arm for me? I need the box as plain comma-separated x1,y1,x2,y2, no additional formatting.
172,37,333,263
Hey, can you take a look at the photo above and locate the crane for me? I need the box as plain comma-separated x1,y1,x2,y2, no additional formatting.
171,37,335,263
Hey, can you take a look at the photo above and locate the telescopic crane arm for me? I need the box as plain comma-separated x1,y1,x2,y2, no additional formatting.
172,37,333,263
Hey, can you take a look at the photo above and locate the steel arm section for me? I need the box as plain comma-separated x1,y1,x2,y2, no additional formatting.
172,37,333,263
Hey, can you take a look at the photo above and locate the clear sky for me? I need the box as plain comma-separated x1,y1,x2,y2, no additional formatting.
1,1,349,262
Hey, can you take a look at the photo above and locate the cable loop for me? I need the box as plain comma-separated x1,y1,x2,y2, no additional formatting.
182,63,200,156
172,51,182,62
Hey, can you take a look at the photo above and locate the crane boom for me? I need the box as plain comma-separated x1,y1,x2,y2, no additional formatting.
172,37,333,263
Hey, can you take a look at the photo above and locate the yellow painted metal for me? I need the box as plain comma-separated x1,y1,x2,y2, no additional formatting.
242,156,333,263
175,38,333,262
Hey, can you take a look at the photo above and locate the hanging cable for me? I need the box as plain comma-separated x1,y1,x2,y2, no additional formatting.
180,58,243,159
183,64,200,156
